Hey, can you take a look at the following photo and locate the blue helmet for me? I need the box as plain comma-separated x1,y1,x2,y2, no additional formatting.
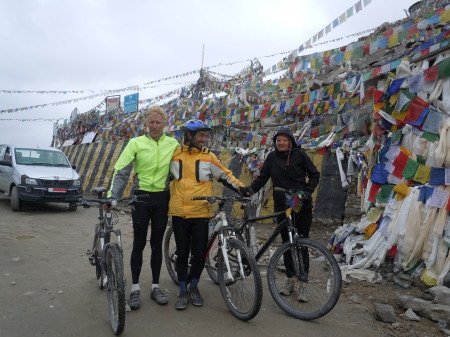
180,119,211,134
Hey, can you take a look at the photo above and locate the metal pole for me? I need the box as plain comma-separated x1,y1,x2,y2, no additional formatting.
201,44,204,69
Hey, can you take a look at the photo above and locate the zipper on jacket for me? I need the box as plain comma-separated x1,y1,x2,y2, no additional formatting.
149,141,160,189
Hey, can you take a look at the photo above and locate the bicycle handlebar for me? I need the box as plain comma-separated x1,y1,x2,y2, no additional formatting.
273,187,307,198
80,194,150,207
191,195,252,203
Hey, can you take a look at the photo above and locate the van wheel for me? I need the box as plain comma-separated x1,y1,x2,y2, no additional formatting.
68,202,78,211
11,186,22,212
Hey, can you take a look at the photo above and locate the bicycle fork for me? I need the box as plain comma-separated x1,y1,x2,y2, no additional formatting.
219,232,244,282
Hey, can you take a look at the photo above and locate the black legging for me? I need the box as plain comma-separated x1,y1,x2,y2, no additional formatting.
172,216,209,284
130,190,170,285
276,206,313,279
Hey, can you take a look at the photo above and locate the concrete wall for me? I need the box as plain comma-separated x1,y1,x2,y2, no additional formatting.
62,140,134,196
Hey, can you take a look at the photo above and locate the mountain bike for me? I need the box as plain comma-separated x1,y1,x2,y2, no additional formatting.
163,195,263,321
83,187,146,335
235,187,342,320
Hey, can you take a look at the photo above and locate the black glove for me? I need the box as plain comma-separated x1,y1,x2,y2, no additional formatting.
303,192,312,203
239,186,254,197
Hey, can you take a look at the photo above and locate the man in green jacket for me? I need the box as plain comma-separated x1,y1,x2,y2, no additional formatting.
108,105,180,309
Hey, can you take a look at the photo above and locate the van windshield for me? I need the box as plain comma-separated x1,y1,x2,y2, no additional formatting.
15,148,70,167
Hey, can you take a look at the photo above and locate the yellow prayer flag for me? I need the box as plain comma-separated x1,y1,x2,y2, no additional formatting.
441,9,450,23
391,109,408,121
366,207,383,223
279,79,293,90
351,96,360,106
413,164,431,184
399,146,412,156
389,92,399,106
328,84,334,95
388,33,399,48
374,101,384,113
393,181,410,200
344,50,353,62
364,223,377,239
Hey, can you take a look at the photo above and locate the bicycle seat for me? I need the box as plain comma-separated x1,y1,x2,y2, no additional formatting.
92,187,107,193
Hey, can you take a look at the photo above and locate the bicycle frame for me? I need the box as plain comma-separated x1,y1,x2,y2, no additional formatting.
205,204,244,282
239,210,293,263
96,207,123,277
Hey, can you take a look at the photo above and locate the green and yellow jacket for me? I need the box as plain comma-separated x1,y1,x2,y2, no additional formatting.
108,135,180,198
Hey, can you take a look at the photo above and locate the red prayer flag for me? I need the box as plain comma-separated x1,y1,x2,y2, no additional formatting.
373,90,384,103
382,29,393,37
362,44,370,55
408,25,418,36
406,96,429,123
373,67,382,77
311,127,319,138
260,108,268,118
368,183,382,202
393,151,409,170
424,65,438,81
317,147,327,155
393,165,404,178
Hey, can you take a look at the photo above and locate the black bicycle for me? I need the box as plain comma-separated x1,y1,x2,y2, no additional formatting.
82,187,145,335
235,187,342,320
164,195,263,321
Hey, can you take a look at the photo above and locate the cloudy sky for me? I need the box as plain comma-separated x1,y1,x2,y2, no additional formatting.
0,0,417,147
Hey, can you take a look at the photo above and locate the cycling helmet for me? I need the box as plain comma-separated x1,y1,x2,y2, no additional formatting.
180,119,212,133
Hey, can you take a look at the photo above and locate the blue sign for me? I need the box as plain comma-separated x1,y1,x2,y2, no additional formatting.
124,93,139,114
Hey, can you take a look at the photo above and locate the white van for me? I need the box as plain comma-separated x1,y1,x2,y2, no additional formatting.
0,145,83,211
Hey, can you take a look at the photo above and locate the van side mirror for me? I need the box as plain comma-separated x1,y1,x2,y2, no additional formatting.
0,160,12,167
71,165,76,169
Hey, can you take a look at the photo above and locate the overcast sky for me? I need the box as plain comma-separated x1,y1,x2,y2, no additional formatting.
0,0,417,147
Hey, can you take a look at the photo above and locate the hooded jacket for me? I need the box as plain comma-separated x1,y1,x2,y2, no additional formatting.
250,127,320,209
169,145,244,218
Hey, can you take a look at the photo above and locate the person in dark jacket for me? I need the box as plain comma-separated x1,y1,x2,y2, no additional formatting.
241,126,320,301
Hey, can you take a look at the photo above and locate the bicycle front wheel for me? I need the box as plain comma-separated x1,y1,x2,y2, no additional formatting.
267,239,342,320
217,238,263,321
105,244,126,335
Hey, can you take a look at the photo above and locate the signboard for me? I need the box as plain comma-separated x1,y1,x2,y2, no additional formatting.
124,93,139,114
106,95,121,113
62,139,75,147
81,131,97,144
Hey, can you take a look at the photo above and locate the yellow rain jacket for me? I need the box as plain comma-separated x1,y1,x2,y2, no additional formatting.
169,145,244,218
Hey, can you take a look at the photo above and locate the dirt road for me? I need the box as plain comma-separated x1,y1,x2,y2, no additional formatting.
0,197,439,337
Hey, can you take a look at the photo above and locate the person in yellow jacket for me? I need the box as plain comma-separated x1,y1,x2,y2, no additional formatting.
108,106,180,309
169,119,245,310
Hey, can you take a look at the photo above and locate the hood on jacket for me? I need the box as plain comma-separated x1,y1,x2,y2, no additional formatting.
273,127,298,148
